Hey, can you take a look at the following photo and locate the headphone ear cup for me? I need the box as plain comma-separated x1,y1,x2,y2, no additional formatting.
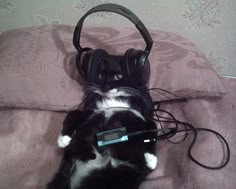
138,52,150,85
142,56,150,84
76,48,93,81
77,49,108,82
124,49,150,86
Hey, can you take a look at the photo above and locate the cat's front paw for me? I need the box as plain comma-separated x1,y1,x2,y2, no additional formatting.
144,153,158,170
57,135,71,148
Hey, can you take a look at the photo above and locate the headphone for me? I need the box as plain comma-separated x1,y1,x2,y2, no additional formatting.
73,3,153,86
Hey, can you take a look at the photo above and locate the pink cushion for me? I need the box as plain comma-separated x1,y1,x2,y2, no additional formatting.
0,25,225,111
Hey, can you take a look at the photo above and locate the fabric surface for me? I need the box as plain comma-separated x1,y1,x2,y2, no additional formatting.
0,109,65,189
0,24,225,111
0,77,235,189
141,77,236,189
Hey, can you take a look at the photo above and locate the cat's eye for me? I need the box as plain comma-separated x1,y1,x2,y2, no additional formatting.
114,74,123,80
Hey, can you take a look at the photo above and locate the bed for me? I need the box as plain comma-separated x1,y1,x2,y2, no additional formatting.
0,25,235,189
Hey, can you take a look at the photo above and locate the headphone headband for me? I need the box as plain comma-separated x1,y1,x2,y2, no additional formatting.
73,3,153,54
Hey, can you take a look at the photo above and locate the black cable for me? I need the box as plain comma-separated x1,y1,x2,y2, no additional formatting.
83,86,230,170
128,127,177,140
140,88,229,169
150,101,230,170
177,126,231,170
153,106,189,144
129,120,230,170
152,108,179,134
148,87,180,98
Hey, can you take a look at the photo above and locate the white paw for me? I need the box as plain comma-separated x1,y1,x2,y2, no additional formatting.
57,135,71,148
144,153,158,170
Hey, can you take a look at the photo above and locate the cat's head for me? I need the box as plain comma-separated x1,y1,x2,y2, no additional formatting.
83,52,135,93
80,49,152,102
94,57,131,92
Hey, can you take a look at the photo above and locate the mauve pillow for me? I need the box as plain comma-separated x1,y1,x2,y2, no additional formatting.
0,25,225,111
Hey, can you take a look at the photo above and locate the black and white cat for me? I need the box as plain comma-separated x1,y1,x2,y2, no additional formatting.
47,58,158,189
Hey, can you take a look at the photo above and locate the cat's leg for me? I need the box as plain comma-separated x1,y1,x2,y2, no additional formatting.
144,152,158,170
58,110,93,148
47,153,73,189
68,113,106,161
143,139,158,170
143,120,158,170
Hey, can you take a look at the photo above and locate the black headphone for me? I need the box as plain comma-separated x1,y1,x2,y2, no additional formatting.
73,3,153,86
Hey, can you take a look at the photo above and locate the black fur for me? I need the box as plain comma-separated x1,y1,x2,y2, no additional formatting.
47,57,157,189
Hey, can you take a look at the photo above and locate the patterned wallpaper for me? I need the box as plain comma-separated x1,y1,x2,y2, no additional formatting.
0,0,236,76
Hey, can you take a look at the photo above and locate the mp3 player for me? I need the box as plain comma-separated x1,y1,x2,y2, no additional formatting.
96,127,128,147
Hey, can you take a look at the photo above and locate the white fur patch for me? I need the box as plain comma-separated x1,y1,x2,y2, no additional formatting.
96,98,130,110
110,157,129,168
106,89,131,98
57,135,71,148
144,153,158,170
95,98,144,120
70,148,130,189
94,88,131,98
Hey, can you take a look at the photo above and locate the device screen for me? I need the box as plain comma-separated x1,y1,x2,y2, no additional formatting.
104,133,120,141
96,127,128,147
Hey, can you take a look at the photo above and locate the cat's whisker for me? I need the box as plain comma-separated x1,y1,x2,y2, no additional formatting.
117,86,148,100
84,85,100,93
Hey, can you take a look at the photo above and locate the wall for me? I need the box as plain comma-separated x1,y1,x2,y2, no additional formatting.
0,0,235,76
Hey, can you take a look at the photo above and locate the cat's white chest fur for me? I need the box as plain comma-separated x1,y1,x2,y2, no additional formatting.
95,88,131,111
95,89,144,120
